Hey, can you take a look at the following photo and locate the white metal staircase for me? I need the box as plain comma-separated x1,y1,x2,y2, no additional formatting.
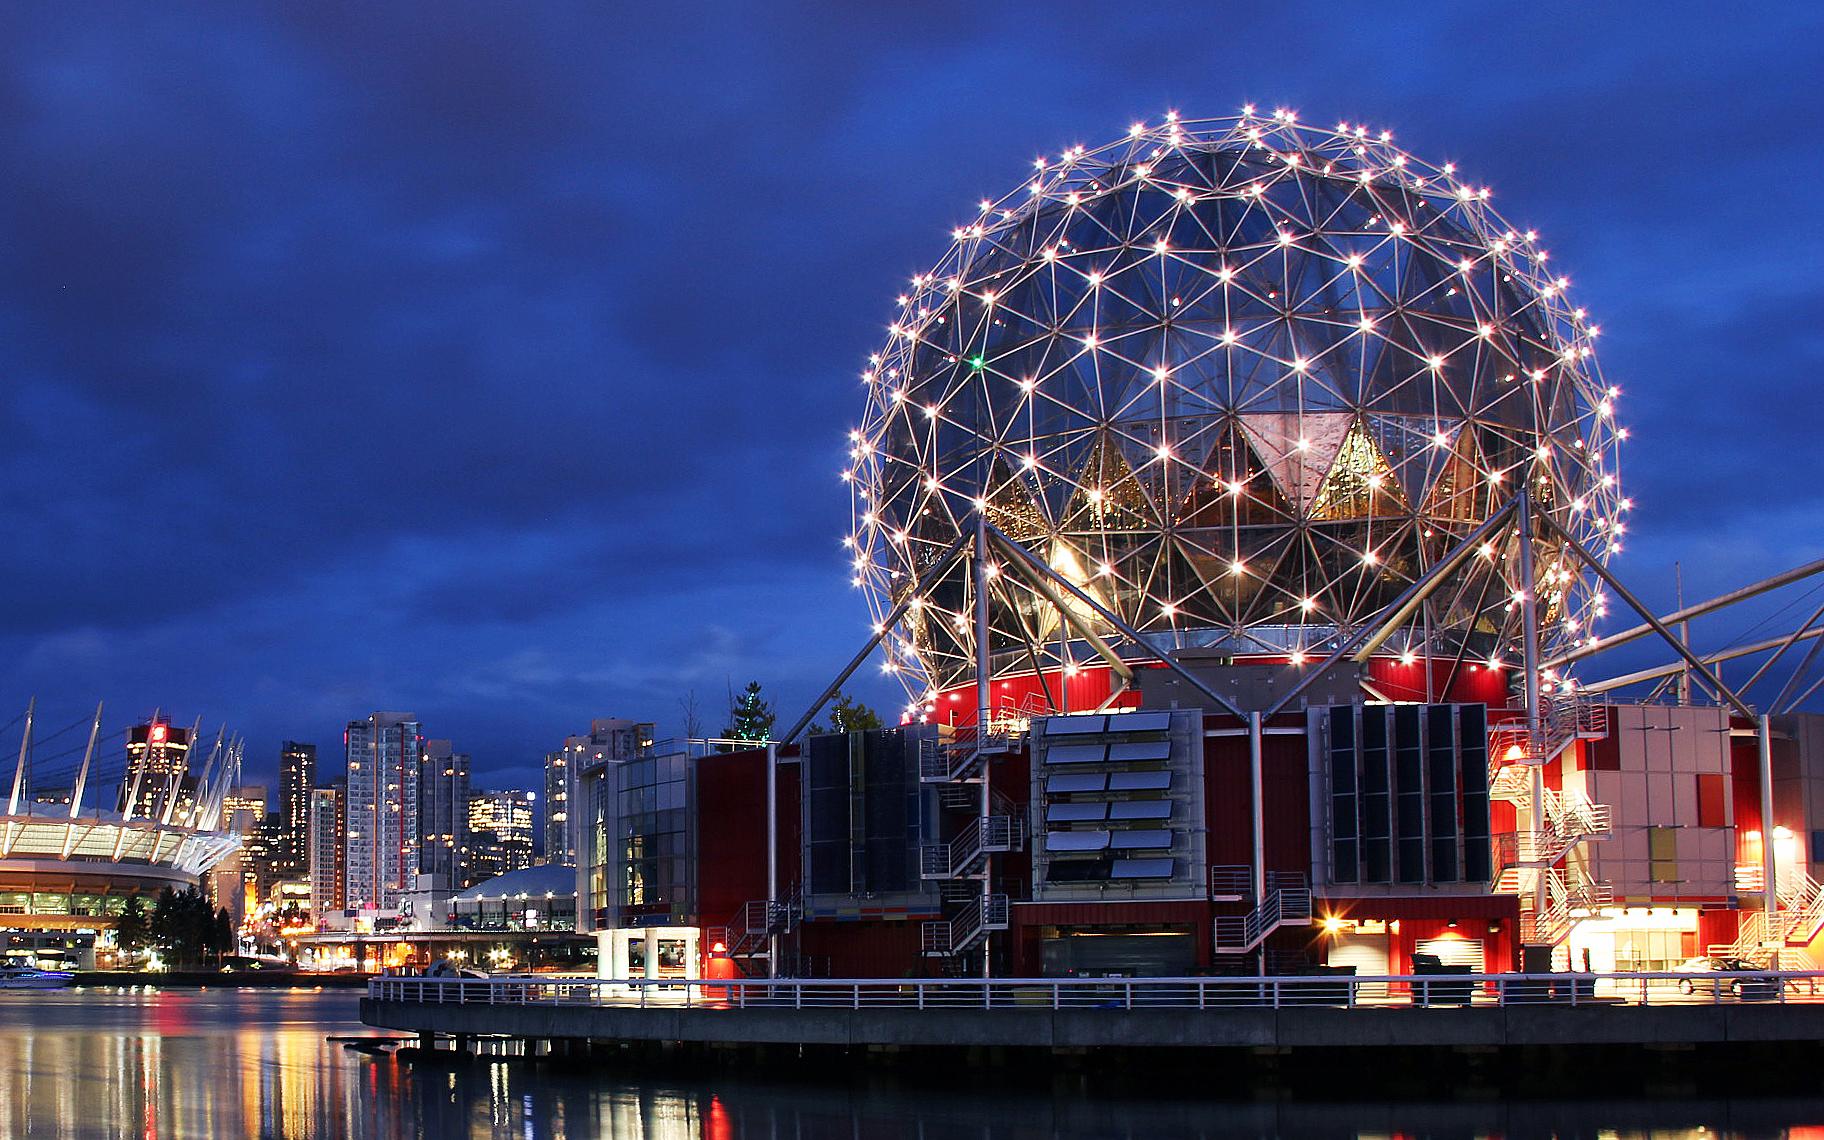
920,716,1026,962
920,893,1010,956
705,895,797,976
1492,788,1613,892
1485,695,1613,951
1488,695,1610,803
918,724,1014,785
1521,864,1613,947
920,814,1017,880
1714,872,1824,964
1213,872,1312,954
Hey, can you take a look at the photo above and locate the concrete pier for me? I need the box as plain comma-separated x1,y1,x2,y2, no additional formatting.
363,995,1824,1052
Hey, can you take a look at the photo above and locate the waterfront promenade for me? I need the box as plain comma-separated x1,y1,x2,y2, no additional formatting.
364,971,1824,1052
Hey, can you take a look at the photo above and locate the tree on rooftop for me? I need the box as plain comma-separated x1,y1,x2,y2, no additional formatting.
812,692,884,735
724,681,776,743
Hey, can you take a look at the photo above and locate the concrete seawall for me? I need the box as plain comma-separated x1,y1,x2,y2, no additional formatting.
362,997,1824,1050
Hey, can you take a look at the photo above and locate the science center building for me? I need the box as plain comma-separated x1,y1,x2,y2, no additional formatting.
576,112,1824,981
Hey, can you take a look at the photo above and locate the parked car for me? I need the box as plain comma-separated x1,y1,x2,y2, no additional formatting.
1673,955,1753,994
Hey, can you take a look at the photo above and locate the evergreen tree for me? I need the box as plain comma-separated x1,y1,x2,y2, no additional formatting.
812,692,884,735
724,681,776,742
115,894,149,963
211,908,237,964
151,886,214,967
149,886,180,962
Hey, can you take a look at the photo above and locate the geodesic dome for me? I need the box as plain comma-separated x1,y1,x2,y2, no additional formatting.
845,111,1626,699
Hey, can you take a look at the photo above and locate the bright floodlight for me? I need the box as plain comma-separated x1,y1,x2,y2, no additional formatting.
846,112,1625,698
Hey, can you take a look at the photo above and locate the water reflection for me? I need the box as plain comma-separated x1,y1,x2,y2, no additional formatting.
0,989,1822,1138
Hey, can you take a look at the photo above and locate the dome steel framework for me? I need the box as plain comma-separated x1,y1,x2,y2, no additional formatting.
846,110,1627,703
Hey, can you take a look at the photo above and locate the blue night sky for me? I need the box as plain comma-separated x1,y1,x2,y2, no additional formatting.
1,4,1819,792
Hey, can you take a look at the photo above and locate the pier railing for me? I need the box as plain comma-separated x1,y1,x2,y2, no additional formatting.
370,970,1824,1011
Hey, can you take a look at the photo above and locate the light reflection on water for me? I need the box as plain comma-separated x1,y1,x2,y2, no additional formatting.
0,989,1822,1138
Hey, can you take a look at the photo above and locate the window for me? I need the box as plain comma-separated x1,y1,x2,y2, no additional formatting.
1696,774,1726,828
1649,826,1679,883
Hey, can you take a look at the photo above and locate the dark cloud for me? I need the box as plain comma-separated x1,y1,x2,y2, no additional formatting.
0,2,1816,782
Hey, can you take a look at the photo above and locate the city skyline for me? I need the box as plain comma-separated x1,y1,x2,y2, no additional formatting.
0,6,1819,787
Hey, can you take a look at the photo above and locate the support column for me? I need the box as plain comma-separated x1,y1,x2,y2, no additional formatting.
1760,714,1777,922
1249,710,1266,977
974,510,993,980
1516,491,1548,920
1249,711,1265,901
765,741,778,978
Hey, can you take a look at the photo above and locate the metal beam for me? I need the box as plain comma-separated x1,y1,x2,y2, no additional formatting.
1575,626,1824,694
1766,602,1824,712
777,529,973,746
1548,556,1824,669
1780,667,1824,716
1539,512,1756,720
1263,496,1521,719
985,524,1248,719
987,535,1134,687
69,702,102,820
1351,496,1523,663
7,698,32,818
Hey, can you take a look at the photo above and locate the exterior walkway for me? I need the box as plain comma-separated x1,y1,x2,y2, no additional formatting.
364,972,1824,1051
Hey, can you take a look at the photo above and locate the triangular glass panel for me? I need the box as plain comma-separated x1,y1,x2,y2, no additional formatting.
1238,411,1353,512
1310,419,1409,522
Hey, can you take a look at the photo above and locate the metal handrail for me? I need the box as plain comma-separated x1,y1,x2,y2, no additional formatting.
370,969,1824,1011
920,893,1011,955
1210,865,1250,898
920,815,1016,879
1214,884,1312,953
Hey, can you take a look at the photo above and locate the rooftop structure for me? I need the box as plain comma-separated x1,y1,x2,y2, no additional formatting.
847,112,1626,706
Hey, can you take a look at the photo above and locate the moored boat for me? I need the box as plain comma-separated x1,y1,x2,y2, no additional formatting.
0,966,74,990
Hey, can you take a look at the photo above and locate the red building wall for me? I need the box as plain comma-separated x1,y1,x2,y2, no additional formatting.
694,746,802,931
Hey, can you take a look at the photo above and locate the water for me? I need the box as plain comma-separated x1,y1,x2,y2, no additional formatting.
1,988,1823,1137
